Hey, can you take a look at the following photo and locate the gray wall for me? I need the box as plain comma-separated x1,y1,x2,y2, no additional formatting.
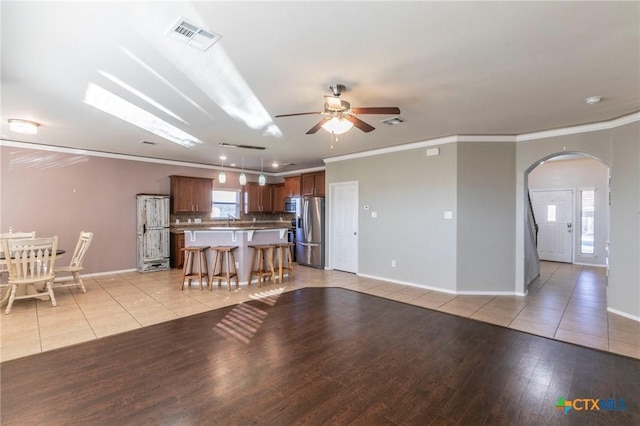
326,143,458,291
609,123,640,318
456,142,516,292
528,156,609,266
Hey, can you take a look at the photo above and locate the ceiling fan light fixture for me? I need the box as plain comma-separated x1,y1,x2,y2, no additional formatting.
8,119,39,135
322,117,353,135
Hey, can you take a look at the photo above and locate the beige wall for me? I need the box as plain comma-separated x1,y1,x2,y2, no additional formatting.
0,146,277,275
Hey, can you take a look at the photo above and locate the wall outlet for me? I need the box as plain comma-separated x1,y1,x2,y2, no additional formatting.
235,261,240,269
371,212,377,218
444,211,453,219
391,260,396,267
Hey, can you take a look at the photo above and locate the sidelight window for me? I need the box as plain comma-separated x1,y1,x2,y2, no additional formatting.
580,189,595,255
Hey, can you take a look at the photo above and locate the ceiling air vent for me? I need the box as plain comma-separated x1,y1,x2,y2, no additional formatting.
380,116,406,126
219,142,266,150
167,17,222,52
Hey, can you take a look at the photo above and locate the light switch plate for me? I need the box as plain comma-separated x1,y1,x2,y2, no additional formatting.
444,211,453,219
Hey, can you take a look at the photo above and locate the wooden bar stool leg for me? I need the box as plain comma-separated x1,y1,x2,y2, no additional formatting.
230,250,239,289
287,245,294,279
267,247,276,283
197,250,203,290
224,251,231,291
277,246,284,283
248,248,257,287
257,248,264,288
179,249,191,290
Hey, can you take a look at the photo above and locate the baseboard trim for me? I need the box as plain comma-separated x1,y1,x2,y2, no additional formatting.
607,307,640,323
356,273,525,296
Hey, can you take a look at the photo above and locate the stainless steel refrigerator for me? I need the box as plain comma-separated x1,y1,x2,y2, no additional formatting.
295,196,325,268
136,194,170,272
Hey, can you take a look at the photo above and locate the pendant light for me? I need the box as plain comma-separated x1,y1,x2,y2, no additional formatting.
218,156,226,184
239,156,247,186
258,158,266,186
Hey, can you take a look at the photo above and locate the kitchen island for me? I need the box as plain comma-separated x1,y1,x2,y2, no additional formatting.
184,227,289,285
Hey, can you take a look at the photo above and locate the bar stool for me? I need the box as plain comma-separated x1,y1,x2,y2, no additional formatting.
275,242,295,283
180,246,209,290
209,246,239,291
247,244,276,288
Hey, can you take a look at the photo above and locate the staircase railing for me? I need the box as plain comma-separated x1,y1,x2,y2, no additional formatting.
528,190,539,246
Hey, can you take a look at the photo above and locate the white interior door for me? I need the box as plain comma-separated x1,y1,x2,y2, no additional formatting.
331,181,358,273
531,189,574,263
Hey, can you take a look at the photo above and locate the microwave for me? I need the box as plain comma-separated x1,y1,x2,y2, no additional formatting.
284,197,298,213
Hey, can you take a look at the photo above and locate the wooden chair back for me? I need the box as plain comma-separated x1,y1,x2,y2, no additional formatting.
69,231,93,269
0,232,36,275
3,237,58,283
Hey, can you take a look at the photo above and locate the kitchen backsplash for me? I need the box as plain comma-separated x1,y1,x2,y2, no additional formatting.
170,212,295,226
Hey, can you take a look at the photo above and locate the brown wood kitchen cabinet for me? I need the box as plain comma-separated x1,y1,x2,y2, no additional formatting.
244,182,273,213
284,176,301,197
170,232,185,269
170,175,213,214
301,171,325,196
272,183,285,212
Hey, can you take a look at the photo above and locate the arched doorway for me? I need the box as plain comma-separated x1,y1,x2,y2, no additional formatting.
524,152,611,285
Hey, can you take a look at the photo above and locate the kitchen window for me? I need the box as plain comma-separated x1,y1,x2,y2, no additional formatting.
211,189,240,218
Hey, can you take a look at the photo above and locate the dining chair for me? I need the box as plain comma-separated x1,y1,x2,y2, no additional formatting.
53,231,93,293
0,231,36,302
2,236,58,314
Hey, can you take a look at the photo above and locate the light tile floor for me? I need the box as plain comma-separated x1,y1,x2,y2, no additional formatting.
1,261,638,362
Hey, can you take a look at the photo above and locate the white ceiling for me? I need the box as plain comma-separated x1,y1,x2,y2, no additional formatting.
1,1,638,174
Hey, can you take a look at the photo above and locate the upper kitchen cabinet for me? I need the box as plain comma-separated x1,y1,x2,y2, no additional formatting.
301,171,325,196
170,175,213,214
244,182,273,213
272,183,285,212
284,176,301,197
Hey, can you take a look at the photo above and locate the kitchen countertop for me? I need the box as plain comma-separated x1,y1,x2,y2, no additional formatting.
171,221,291,234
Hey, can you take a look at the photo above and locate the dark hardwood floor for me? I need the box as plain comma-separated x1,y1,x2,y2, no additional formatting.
1,288,638,425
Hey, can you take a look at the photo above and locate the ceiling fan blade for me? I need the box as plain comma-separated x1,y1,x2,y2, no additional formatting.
306,118,331,134
345,115,375,133
350,107,401,115
275,112,322,118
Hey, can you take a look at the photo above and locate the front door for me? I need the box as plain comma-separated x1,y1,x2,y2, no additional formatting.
330,181,358,273
531,189,574,263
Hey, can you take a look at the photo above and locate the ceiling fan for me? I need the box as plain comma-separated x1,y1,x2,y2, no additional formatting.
275,84,401,135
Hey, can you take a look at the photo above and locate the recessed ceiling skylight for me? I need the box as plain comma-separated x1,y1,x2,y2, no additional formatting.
83,83,202,148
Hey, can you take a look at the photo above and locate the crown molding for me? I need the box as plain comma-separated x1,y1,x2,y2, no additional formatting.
0,139,278,176
324,112,639,164
2,112,638,173
517,111,640,142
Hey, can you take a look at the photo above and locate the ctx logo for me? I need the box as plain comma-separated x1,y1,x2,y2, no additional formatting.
555,397,626,414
